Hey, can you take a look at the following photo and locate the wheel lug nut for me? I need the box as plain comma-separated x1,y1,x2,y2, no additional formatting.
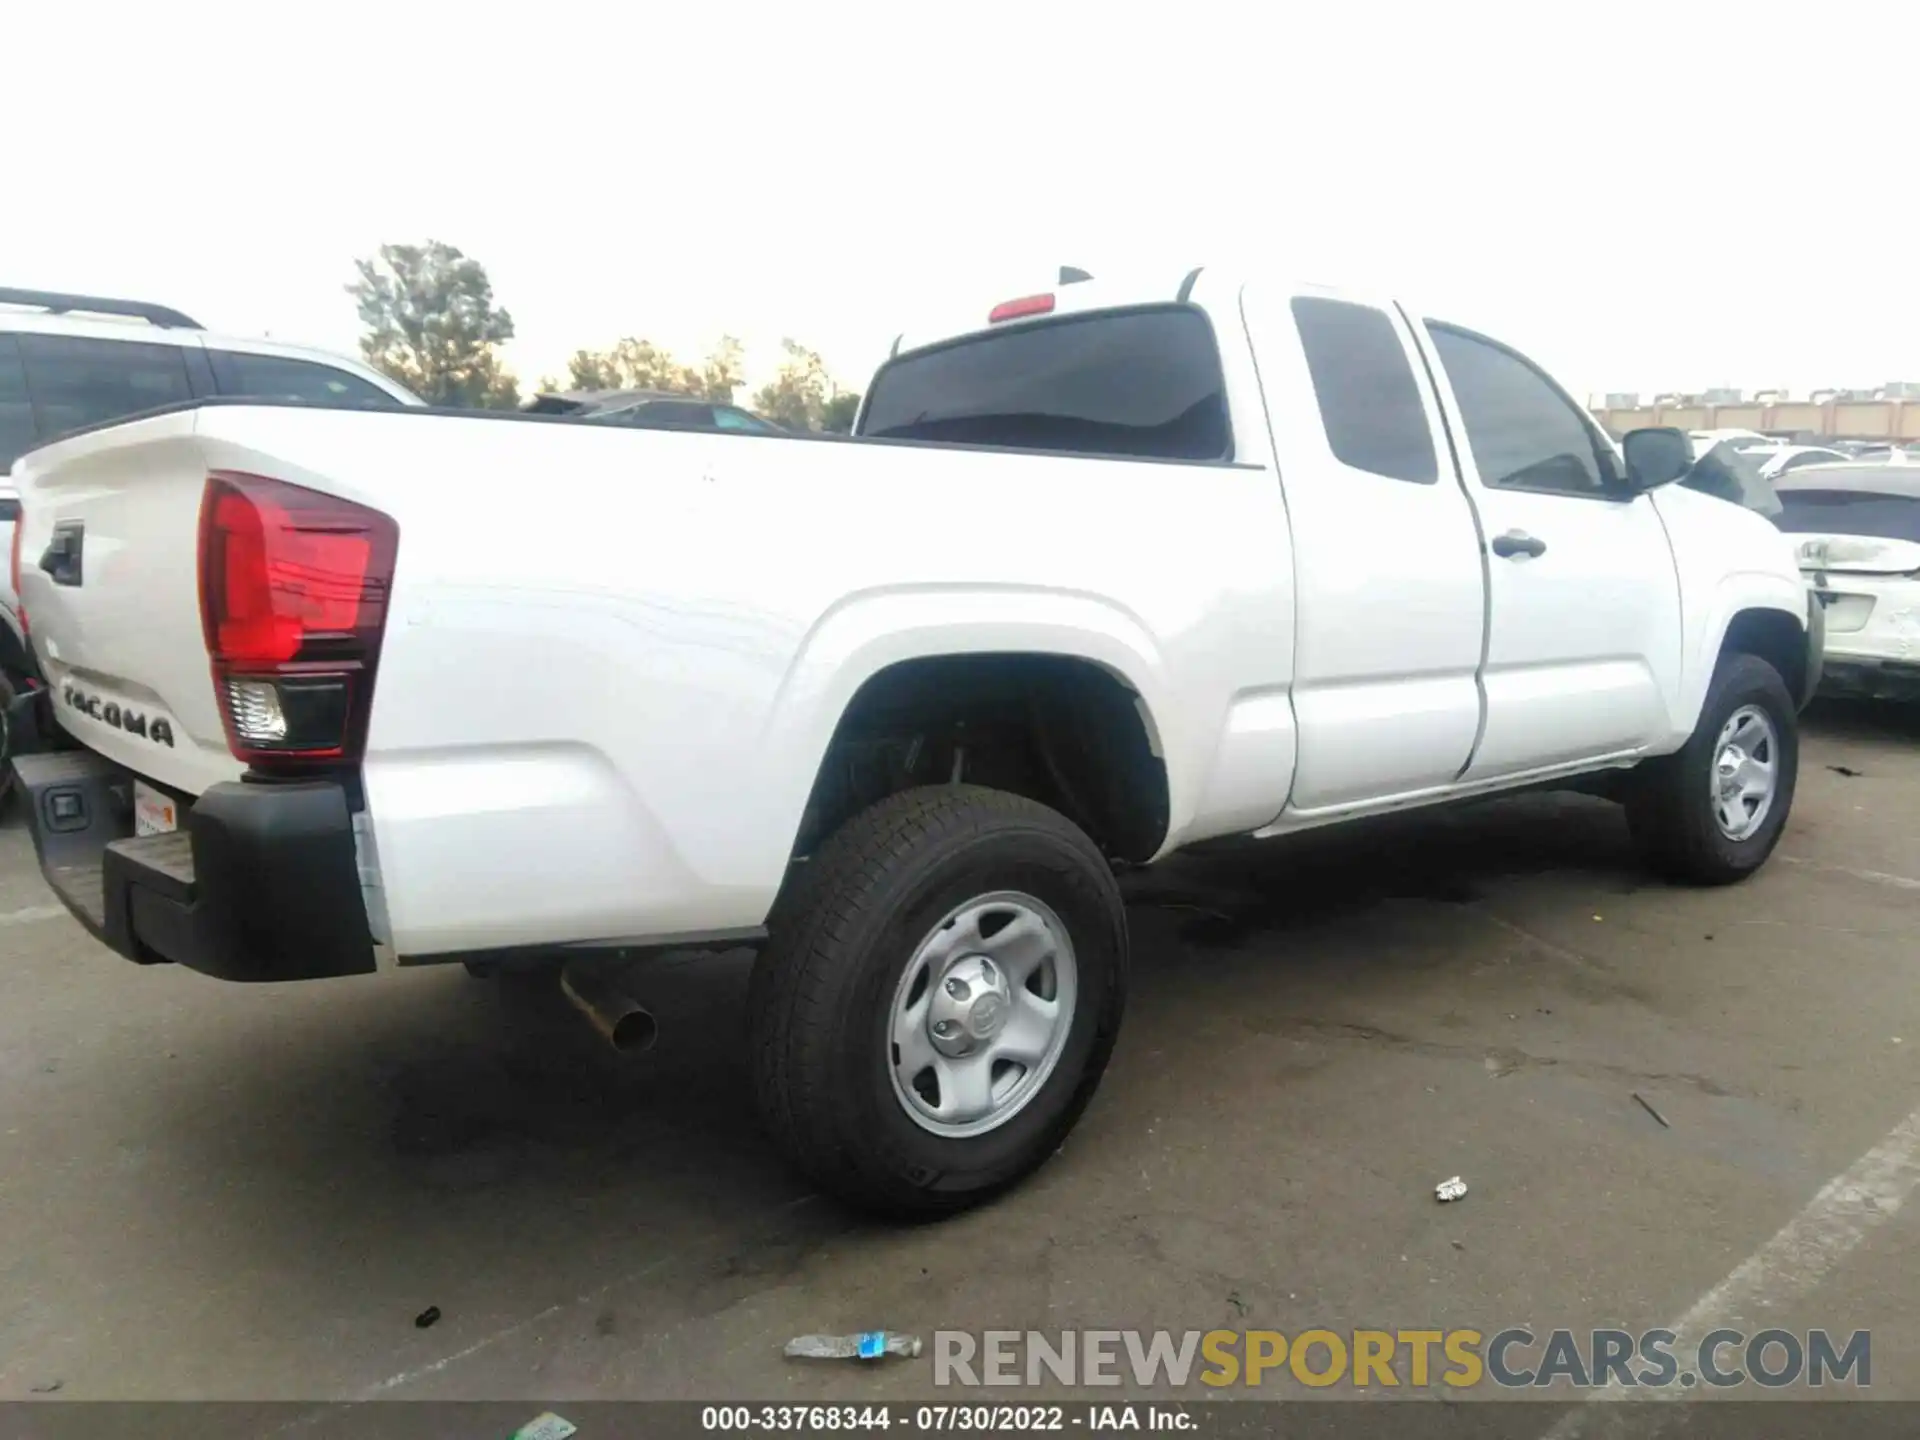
933,1020,958,1037
945,977,970,1000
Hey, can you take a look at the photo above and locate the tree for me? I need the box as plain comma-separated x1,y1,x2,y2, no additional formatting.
820,391,861,434
347,241,519,409
698,337,746,405
563,335,745,402
753,339,839,431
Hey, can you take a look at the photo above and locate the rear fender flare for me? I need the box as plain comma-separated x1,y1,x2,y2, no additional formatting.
760,587,1179,858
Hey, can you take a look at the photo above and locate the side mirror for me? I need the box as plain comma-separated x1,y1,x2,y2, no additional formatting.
1622,427,1694,491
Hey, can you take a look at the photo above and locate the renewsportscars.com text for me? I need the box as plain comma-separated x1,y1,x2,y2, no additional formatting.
933,1327,1871,1391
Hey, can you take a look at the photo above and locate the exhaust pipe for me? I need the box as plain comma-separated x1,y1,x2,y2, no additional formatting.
559,963,659,1053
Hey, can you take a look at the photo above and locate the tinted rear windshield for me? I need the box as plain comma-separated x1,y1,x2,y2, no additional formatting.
1774,489,1920,543
859,306,1231,461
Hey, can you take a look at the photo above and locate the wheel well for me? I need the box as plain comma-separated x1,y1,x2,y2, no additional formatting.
1721,606,1806,700
792,654,1169,864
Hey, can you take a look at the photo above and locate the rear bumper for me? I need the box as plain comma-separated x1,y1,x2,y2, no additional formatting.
11,750,376,982
1818,655,1920,703
5,677,49,757
1801,590,1827,711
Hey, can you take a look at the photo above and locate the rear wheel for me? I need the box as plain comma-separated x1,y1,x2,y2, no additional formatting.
1627,652,1799,885
748,785,1127,1219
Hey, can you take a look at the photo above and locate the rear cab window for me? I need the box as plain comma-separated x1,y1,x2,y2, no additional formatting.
859,305,1232,461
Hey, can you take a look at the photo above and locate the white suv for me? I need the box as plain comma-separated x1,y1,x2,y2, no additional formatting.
0,287,421,779
1,287,418,473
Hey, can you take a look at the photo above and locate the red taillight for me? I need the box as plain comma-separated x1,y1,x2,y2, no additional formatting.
988,293,1056,324
8,512,24,636
197,471,398,767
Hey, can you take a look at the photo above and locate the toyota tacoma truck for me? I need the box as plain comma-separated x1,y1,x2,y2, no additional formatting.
7,268,1821,1218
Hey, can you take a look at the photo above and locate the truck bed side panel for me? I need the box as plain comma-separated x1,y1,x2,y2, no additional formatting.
162,405,1296,955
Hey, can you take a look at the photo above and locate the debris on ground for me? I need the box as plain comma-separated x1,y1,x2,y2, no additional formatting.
1435,1176,1468,1203
1227,1290,1246,1316
1828,765,1863,777
1633,1092,1672,1129
29,1380,62,1394
511,1414,578,1440
1150,901,1236,923
786,1331,924,1360
414,1305,441,1329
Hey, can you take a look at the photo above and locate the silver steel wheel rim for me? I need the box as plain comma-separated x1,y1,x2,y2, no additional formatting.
1711,703,1778,842
887,890,1079,1139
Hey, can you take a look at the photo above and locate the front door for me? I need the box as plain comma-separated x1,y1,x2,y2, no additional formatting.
1417,321,1681,781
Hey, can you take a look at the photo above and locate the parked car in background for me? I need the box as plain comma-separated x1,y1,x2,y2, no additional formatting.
1689,427,1773,455
8,265,1818,1217
0,287,421,789
1840,443,1920,465
523,388,783,434
1683,437,1782,518
1754,444,1853,480
1774,463,1920,700
1,288,419,477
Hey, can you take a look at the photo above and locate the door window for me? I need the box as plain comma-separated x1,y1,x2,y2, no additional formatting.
713,406,775,433
1429,324,1620,498
0,336,34,469
207,349,403,407
17,334,194,443
1291,297,1436,483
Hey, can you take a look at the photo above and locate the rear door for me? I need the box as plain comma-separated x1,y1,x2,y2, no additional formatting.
1243,283,1487,812
1416,320,1681,779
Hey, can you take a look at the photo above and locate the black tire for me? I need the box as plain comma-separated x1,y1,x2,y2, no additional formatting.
0,672,16,816
1626,652,1799,885
748,785,1127,1220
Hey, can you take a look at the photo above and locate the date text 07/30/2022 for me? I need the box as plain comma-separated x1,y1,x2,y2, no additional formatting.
700,1404,1194,1433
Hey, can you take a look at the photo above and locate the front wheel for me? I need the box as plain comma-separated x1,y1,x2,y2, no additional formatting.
748,785,1128,1219
0,672,16,815
1626,652,1799,885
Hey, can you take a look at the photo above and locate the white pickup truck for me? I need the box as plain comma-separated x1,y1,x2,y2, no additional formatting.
7,268,1821,1217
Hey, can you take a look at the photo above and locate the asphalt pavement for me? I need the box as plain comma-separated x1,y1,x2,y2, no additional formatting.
0,702,1915,1418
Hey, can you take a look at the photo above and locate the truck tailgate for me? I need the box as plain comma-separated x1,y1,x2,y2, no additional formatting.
13,413,242,796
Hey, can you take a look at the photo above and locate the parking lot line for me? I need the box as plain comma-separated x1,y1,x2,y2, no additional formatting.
1780,855,1920,891
0,904,69,926
1544,1102,1920,1435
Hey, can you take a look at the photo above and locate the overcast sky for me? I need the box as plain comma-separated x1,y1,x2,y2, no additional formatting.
11,0,1914,402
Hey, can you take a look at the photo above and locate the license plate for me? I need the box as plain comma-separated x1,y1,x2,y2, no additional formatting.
133,780,178,836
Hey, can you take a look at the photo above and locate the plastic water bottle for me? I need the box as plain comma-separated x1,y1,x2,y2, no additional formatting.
785,1331,923,1360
